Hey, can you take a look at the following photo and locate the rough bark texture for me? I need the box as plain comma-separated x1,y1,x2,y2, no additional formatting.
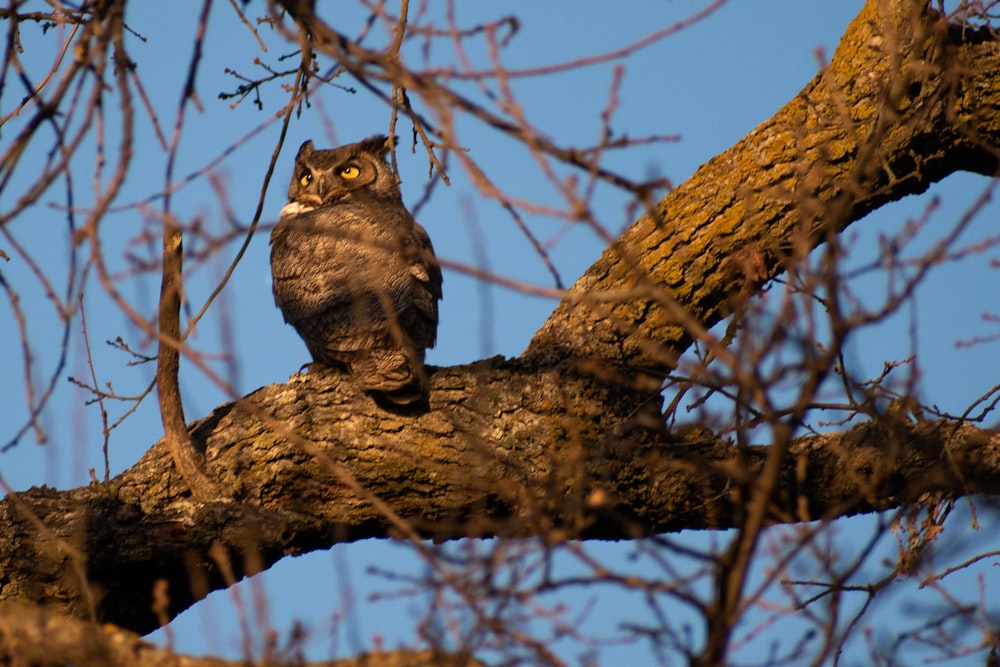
527,1,1000,369
2,360,1000,634
2,0,1000,658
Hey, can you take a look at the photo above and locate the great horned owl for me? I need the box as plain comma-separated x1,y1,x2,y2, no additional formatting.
270,135,442,405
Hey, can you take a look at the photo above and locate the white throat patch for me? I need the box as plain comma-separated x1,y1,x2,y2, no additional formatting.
280,201,316,218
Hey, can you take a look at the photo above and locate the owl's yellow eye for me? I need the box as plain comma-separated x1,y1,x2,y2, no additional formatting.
299,172,312,187
339,165,361,180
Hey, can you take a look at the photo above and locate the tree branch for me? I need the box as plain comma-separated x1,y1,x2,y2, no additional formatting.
2,360,999,633
156,222,217,501
528,0,1000,369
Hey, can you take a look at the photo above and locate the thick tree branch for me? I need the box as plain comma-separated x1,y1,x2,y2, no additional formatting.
2,361,999,633
528,0,1000,369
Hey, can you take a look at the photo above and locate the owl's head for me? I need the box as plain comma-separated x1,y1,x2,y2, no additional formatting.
286,135,400,209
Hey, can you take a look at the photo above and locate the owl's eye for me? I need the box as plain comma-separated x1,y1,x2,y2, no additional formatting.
299,172,312,187
339,165,361,180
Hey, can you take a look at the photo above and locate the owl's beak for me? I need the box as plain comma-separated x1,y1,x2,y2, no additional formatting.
316,176,345,205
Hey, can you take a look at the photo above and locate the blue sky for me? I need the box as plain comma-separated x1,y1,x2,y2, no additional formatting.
3,1,999,664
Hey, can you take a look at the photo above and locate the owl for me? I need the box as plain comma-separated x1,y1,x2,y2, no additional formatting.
270,135,442,405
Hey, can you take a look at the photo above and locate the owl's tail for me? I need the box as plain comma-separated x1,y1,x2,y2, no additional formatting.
349,347,428,406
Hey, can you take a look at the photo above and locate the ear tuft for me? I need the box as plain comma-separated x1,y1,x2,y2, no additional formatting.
358,134,395,157
296,140,315,159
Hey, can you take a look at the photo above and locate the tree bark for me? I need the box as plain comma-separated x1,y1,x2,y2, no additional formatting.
2,360,1000,633
1,0,998,646
528,0,1000,369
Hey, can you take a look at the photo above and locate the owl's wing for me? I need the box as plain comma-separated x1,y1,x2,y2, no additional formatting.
401,221,442,349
